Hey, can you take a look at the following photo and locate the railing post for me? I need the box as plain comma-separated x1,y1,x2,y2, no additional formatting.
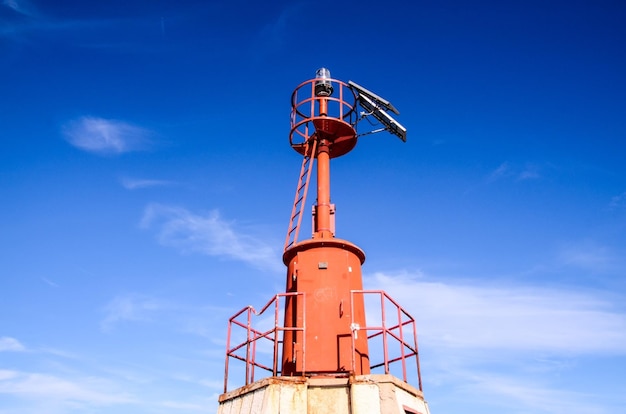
397,304,407,382
350,291,356,373
251,328,257,383
300,292,306,375
245,307,252,385
223,317,232,393
273,294,280,376
380,292,389,374
414,318,422,391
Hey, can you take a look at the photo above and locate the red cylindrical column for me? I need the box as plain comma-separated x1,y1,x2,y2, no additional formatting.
281,239,369,376
315,140,332,238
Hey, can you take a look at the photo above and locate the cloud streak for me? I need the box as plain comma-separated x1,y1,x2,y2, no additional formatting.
141,203,280,271
101,294,168,332
2,0,36,17
1,2,152,43
0,337,25,352
120,177,175,190
488,161,542,183
557,241,614,272
100,292,243,337
364,271,626,413
62,116,152,155
460,371,607,414
365,271,626,354
609,191,626,210
0,335,222,413
253,4,303,54
0,369,135,406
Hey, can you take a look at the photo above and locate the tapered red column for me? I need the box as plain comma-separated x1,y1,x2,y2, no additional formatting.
314,139,332,238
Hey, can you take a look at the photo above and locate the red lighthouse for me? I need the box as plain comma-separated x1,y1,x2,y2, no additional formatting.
218,69,430,414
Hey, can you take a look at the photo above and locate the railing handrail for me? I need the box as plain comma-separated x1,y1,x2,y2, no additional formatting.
350,289,421,389
223,292,305,392
223,289,422,393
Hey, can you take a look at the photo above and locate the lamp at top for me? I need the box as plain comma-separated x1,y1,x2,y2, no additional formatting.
314,67,333,97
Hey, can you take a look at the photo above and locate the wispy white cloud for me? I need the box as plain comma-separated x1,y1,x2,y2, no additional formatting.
557,241,613,272
0,337,25,352
517,163,541,181
120,177,175,190
41,277,59,287
488,162,511,182
101,294,168,332
248,3,304,60
0,369,135,406
101,292,234,336
1,1,64,42
0,352,222,414
2,0,36,17
363,271,626,413
488,162,541,183
609,191,626,210
460,371,608,414
1,1,156,43
158,400,206,411
365,271,626,354
62,116,153,155
140,203,280,271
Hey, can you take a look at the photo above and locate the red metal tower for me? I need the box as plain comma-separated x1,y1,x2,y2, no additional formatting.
219,69,429,414
281,68,369,377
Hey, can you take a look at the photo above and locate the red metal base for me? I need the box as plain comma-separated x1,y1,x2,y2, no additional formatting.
281,239,369,376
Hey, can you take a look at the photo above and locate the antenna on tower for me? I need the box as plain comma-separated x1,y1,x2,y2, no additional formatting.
348,80,407,142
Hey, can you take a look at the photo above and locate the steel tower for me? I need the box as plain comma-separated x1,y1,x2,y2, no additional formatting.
218,69,430,414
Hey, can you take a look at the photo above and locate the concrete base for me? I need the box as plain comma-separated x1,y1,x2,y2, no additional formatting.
218,374,430,414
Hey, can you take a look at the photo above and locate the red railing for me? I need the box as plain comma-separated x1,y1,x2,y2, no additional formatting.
223,290,421,392
289,77,358,148
223,292,305,393
350,290,422,391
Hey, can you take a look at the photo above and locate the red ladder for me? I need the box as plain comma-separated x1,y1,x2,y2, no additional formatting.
284,138,318,251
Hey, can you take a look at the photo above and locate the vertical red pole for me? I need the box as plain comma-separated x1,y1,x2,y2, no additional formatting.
315,98,332,239
315,144,331,237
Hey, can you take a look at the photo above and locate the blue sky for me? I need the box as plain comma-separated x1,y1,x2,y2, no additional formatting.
1,0,626,413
